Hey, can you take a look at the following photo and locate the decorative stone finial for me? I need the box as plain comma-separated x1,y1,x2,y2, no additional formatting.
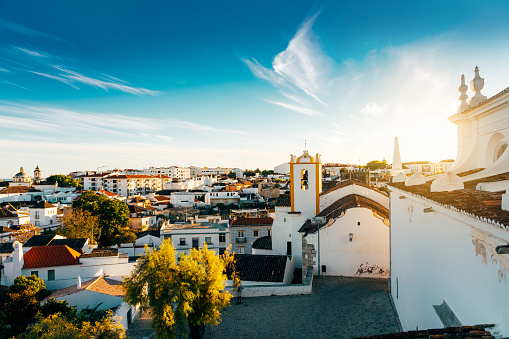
290,154,296,163
468,66,487,107
430,172,464,192
457,74,469,113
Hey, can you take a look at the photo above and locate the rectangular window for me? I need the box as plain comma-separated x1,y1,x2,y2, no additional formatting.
179,238,186,246
237,231,244,237
253,230,259,237
35,211,40,219
267,229,271,236
192,237,199,249
35,221,40,226
219,234,226,243
205,237,212,244
48,269,55,281
31,271,38,277
238,247,245,254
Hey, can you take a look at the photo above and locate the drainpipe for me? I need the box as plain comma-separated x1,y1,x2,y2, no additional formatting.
317,224,321,278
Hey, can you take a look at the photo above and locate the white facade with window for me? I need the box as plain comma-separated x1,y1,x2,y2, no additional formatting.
160,222,230,256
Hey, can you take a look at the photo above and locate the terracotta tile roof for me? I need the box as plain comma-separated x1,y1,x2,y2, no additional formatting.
97,190,117,197
353,324,495,339
388,171,509,227
0,207,17,218
230,217,273,226
41,276,124,303
0,186,40,194
276,194,291,207
252,236,272,250
23,245,81,269
457,168,485,177
32,201,56,209
226,254,287,282
299,194,389,235
153,196,171,202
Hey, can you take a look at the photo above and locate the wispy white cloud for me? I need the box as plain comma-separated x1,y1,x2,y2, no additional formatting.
243,12,333,111
0,102,250,137
265,99,322,117
16,47,48,58
51,66,162,96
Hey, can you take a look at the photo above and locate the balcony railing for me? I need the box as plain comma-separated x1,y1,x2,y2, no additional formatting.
236,237,246,243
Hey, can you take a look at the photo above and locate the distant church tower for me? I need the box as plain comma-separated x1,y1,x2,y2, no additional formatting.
391,137,404,177
289,149,322,218
34,165,41,183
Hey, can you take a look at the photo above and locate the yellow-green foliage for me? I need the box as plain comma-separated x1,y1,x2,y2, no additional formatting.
123,240,234,339
24,311,125,339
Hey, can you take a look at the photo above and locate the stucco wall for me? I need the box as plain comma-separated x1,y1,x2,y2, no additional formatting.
390,187,509,336
306,207,389,278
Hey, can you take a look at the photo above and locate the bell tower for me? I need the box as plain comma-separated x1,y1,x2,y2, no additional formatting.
34,165,41,183
289,148,322,218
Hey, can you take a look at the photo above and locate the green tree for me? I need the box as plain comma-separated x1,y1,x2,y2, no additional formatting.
58,208,99,244
227,171,236,178
3,275,48,335
365,160,388,171
123,241,233,339
73,191,129,245
46,175,83,189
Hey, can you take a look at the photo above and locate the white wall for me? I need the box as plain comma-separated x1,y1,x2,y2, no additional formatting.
305,208,389,278
390,187,509,336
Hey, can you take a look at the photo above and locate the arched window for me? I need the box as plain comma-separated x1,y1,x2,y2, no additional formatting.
301,169,308,191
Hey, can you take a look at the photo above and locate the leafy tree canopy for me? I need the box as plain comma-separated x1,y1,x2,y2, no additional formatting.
123,241,233,339
365,160,388,171
261,169,274,176
58,208,99,244
73,191,130,245
227,171,236,178
24,310,125,339
46,175,82,189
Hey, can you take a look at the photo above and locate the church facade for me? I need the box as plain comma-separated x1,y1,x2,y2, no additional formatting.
388,67,509,336
270,149,390,278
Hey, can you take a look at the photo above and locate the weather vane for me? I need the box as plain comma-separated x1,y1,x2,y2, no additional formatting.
304,139,307,151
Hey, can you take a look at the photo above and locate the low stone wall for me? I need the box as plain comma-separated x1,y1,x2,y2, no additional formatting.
225,267,313,297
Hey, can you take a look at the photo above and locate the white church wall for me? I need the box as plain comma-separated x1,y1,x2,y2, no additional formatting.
319,183,389,211
305,208,389,278
390,188,509,335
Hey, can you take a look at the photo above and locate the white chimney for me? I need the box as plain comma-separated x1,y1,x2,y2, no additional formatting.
77,275,82,289
12,241,23,278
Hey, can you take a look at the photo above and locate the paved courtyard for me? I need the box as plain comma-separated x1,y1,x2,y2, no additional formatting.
127,276,401,339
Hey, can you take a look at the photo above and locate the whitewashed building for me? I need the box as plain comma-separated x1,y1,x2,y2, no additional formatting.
269,149,390,280
388,67,509,336
160,222,230,256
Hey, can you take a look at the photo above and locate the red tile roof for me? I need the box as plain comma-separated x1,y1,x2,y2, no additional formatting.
97,190,117,197
41,276,124,303
231,217,273,226
23,245,81,269
0,186,40,194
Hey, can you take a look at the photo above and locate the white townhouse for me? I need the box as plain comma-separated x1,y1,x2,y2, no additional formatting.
160,222,230,256
83,173,171,197
2,242,135,290
141,166,191,179
27,201,59,230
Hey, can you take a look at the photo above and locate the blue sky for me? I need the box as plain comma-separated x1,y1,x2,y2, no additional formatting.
2,1,509,178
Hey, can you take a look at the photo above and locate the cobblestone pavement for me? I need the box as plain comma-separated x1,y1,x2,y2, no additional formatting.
127,276,400,339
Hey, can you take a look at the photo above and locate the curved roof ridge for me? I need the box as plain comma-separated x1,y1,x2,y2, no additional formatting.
320,179,382,196
299,194,389,235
